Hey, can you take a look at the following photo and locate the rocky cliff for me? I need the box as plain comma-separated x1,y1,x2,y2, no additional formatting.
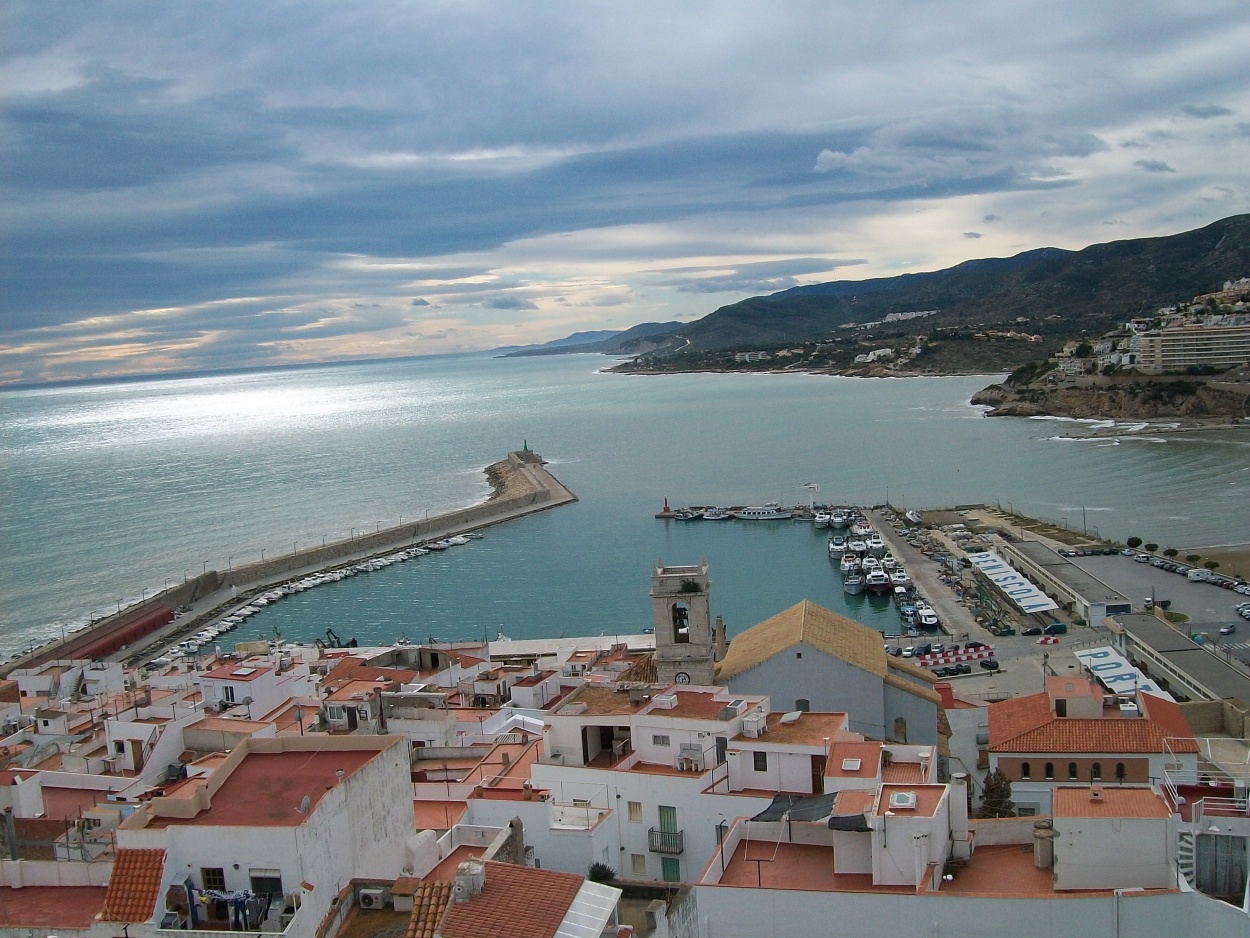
970,380,1249,420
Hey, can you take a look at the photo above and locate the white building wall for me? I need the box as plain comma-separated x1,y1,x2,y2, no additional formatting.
724,645,888,739
1053,814,1177,891
693,883,1228,938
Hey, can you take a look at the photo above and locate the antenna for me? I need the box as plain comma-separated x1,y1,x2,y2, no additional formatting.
297,795,311,815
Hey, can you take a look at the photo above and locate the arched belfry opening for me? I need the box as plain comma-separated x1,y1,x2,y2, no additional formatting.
671,602,691,644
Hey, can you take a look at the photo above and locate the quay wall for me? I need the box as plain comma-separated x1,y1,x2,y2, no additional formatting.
4,452,574,677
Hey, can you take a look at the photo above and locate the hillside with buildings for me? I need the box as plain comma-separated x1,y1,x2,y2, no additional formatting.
610,215,1250,377
971,277,1250,421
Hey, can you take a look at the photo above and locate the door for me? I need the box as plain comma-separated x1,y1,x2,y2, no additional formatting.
658,805,678,834
347,707,358,730
661,856,681,882
810,754,827,795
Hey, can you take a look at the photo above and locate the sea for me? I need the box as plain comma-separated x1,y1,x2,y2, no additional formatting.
2,353,1248,658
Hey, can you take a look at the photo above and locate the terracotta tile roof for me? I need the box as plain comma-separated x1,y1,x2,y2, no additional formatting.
1053,786,1173,819
1138,695,1198,750
406,879,453,938
834,789,877,815
989,692,1199,754
882,762,926,784
993,716,1180,754
439,861,583,938
987,693,1054,747
321,657,419,692
619,654,657,683
716,600,886,680
100,848,166,923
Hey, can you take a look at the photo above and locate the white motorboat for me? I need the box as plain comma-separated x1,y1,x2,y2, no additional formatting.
830,510,849,529
839,554,861,574
813,511,831,528
702,508,731,520
851,521,874,538
906,510,923,525
844,573,866,595
828,535,848,557
881,554,899,571
731,503,792,520
847,539,868,555
867,534,886,556
890,570,912,587
861,556,883,574
865,570,893,594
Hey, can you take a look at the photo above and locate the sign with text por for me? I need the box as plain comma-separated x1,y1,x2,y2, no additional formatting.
965,551,1059,614
1074,646,1173,701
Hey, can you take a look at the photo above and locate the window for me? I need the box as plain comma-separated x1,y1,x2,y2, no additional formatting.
1020,762,1031,779
1091,762,1102,780
893,717,907,744
1068,762,1078,780
631,854,647,876
652,735,670,747
327,706,344,720
249,869,283,898
115,740,125,754
1115,762,1126,782
628,801,643,822
1044,762,1054,780
795,652,803,659
573,798,591,808
753,751,768,772
222,685,236,704
201,868,226,891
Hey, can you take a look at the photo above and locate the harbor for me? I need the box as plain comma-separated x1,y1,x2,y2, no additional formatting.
0,450,576,676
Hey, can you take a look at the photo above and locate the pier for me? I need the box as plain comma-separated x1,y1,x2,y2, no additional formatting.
3,451,576,676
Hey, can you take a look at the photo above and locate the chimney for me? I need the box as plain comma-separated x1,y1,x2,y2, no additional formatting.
522,781,533,801
714,616,726,661
948,773,970,859
1090,786,1103,802
933,682,955,709
454,859,485,902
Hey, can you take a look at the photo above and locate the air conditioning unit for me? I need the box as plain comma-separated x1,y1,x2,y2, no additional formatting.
358,887,387,910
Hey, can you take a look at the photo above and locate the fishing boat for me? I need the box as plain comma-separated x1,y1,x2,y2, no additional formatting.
844,573,866,595
813,511,831,528
865,570,893,594
830,509,849,529
827,535,848,557
731,503,792,520
839,553,861,574
702,507,731,520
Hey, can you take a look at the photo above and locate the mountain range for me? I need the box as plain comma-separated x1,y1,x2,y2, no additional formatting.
504,213,1250,371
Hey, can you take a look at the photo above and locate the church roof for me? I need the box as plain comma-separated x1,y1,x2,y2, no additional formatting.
716,600,886,680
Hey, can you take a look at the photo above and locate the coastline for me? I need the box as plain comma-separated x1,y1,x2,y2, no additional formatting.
2,451,577,676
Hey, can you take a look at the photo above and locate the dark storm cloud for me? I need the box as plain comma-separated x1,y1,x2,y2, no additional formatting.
2,1,1248,381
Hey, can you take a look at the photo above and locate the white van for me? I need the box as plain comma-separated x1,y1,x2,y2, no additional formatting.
1187,568,1209,582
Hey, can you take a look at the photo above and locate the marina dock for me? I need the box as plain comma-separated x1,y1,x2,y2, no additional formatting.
3,451,576,675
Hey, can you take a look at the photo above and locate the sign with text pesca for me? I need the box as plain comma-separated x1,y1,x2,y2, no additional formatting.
965,551,1059,614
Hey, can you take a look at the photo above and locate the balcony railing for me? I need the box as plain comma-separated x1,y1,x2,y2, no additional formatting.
648,828,684,855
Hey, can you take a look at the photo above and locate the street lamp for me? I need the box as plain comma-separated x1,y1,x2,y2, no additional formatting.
228,556,233,571
261,549,266,562
350,527,356,540
117,598,123,613
164,578,171,591
141,587,148,601
293,541,298,555
202,561,208,575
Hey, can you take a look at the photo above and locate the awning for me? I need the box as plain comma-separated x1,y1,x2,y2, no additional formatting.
750,792,837,822
827,814,872,832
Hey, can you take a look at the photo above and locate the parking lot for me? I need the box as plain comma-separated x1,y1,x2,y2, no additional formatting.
1064,551,1248,627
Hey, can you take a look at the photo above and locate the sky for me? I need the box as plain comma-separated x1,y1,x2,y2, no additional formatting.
3,1,1249,385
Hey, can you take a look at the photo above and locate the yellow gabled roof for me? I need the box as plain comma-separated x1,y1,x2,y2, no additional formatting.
715,600,887,680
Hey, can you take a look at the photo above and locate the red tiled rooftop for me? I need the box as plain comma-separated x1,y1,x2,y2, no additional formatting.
147,749,376,827
874,784,946,817
882,762,927,784
202,664,272,681
414,800,467,830
407,879,453,938
0,886,107,928
652,690,742,720
989,691,1197,754
425,844,485,883
834,789,876,815
826,741,881,778
439,861,583,938
100,848,166,922
1053,785,1172,819
717,841,913,894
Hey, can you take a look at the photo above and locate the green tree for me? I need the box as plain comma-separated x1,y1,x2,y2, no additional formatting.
1144,543,1159,553
1163,548,1178,558
1186,554,1201,564
977,769,1017,819
587,862,616,883
1204,561,1220,571
1127,537,1143,549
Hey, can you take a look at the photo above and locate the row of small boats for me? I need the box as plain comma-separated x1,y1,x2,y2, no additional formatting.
161,533,482,659
826,512,914,597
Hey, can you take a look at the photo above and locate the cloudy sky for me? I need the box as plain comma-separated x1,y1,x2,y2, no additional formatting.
3,1,1249,384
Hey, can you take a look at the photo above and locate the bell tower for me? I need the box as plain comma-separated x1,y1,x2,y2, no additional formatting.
650,559,719,686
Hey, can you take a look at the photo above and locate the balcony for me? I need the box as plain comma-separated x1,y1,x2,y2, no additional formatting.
648,827,684,855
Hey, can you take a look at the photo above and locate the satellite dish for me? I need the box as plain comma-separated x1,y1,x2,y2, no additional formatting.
779,710,803,725
297,795,311,815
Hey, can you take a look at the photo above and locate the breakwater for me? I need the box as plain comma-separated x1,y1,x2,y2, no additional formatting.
2,451,574,676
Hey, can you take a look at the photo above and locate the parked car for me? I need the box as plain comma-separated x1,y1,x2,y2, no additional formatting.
1220,623,1237,635
1043,622,1068,635
966,640,988,650
887,645,903,657
902,646,916,657
1134,554,1151,563
1021,627,1042,636
954,663,972,675
979,658,1000,671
